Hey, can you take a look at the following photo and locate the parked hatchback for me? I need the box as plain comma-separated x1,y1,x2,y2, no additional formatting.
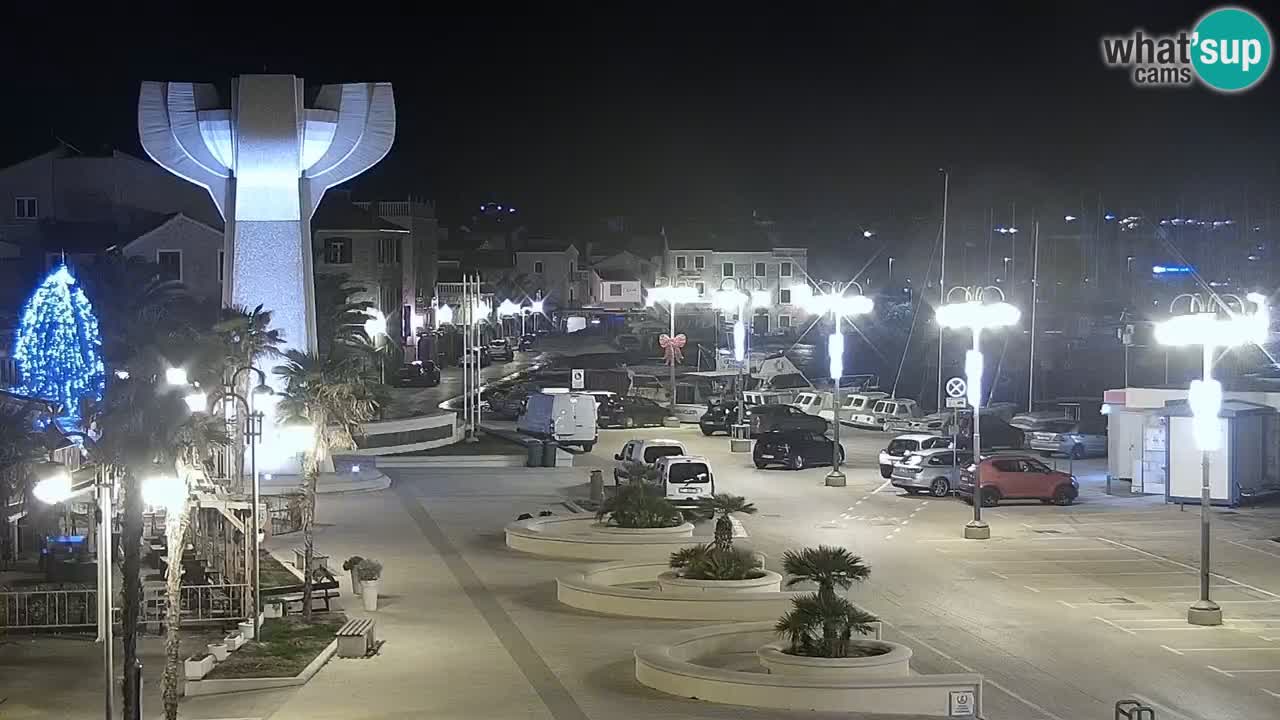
396,360,441,388
749,404,829,437
487,338,514,361
878,434,950,478
891,447,974,497
1028,418,1107,459
598,395,670,429
698,401,739,436
753,430,844,470
957,455,1078,506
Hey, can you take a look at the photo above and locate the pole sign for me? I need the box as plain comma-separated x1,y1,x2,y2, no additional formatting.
571,369,585,390
945,396,968,409
945,376,967,399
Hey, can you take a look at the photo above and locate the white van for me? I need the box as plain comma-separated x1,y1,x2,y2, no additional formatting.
517,390,599,451
613,438,688,483
849,398,923,431
654,455,715,506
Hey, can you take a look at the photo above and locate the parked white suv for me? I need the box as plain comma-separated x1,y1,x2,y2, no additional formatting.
877,433,951,478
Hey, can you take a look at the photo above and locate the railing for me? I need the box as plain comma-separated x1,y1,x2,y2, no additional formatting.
0,588,97,630
266,494,304,536
179,583,251,624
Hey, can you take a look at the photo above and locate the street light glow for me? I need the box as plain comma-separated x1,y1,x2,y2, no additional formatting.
183,391,208,413
529,299,545,314
142,475,186,512
165,367,188,386
33,466,73,504
646,285,698,306
435,303,454,326
497,299,521,318
364,309,387,338
936,300,1020,330
828,332,844,380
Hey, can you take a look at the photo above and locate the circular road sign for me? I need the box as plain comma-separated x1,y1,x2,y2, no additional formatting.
945,376,967,398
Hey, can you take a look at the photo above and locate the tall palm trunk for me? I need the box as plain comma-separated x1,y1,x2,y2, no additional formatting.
301,468,318,621
713,513,733,552
161,503,192,720
120,471,143,720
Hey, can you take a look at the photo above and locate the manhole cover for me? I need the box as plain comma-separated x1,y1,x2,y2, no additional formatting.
1091,596,1134,604
1033,529,1062,534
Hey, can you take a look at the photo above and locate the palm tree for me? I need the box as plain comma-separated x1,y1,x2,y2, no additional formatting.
781,545,871,600
314,273,377,357
699,493,757,552
207,304,282,489
274,350,378,620
0,401,50,569
595,482,692,529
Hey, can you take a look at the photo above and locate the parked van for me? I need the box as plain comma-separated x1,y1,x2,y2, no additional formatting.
836,392,888,425
517,390,599,451
849,398,923,430
613,438,689,483
654,455,715,506
791,391,838,421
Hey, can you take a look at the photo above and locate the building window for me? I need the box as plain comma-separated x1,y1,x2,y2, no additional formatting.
14,197,37,220
534,261,544,274
378,236,401,264
694,255,705,270
570,261,576,274
695,282,705,296
780,288,791,304
779,315,792,328
324,237,352,264
569,287,576,303
609,283,623,297
676,255,687,271
754,262,766,277
218,250,225,283
157,250,182,282
780,261,792,277
722,262,734,277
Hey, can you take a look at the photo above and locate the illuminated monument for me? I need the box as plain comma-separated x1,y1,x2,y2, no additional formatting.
139,76,394,472
138,75,395,356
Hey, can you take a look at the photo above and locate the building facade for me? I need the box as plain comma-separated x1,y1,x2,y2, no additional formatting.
660,246,810,332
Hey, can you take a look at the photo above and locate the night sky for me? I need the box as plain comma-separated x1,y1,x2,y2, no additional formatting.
3,3,1277,232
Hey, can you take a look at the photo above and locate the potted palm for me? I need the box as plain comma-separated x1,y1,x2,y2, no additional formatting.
184,652,214,680
759,546,910,678
703,494,757,552
594,483,692,530
357,558,383,611
660,494,780,592
343,555,365,596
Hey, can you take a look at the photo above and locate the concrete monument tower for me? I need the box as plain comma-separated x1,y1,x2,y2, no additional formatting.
139,76,395,356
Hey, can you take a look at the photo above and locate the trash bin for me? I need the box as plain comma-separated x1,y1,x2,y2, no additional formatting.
589,469,604,501
543,440,560,467
526,439,544,468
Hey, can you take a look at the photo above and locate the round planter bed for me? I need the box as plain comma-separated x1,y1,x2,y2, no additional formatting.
595,523,695,537
757,639,910,678
557,562,799,620
657,570,782,594
505,515,706,561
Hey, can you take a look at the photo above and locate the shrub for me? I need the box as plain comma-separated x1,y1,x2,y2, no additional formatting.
595,482,690,529
355,558,382,581
668,543,763,581
342,555,364,572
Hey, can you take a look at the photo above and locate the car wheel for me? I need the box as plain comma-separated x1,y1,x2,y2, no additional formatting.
1070,444,1085,460
701,427,714,436
980,487,1001,507
930,478,950,497
879,465,892,479
754,461,768,470
789,454,805,470
1052,485,1076,506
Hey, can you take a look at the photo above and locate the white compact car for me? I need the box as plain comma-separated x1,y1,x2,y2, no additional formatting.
877,433,951,478
655,455,715,506
613,438,689,483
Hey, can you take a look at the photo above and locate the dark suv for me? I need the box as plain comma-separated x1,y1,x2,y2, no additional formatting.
698,402,740,436
749,404,829,437
753,430,843,470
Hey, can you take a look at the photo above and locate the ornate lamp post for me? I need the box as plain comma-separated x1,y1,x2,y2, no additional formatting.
936,285,1020,538
1155,291,1268,626
713,278,771,450
647,280,698,421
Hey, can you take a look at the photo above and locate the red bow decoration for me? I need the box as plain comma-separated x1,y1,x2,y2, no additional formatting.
659,333,687,365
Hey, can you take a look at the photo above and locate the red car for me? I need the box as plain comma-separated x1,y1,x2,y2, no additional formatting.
957,455,1078,506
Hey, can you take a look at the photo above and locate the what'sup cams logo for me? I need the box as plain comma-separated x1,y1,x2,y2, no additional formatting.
1101,6,1272,92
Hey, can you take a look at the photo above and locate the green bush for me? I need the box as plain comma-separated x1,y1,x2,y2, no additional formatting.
595,482,689,529
355,558,382,581
342,555,364,572
668,543,763,581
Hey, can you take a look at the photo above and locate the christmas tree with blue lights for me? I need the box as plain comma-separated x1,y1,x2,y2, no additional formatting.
13,264,105,422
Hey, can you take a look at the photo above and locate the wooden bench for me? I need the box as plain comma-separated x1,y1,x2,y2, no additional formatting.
267,567,342,616
335,617,377,658
292,547,330,572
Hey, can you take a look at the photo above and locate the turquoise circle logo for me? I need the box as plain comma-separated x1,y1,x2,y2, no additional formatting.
1192,6,1273,92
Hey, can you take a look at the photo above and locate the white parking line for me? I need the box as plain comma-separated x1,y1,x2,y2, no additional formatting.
990,571,1010,580
1023,585,1041,593
963,558,1160,564
1207,667,1280,675
871,479,893,494
1160,644,1184,654
995,571,1190,577
1263,688,1280,700
1228,539,1280,561
1096,537,1280,601
1161,647,1280,653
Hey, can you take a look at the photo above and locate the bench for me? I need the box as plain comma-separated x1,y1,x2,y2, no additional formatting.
335,617,377,658
267,567,341,615
292,547,330,573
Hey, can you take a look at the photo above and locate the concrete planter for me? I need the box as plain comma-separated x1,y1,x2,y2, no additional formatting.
224,633,245,651
757,640,911,679
185,640,338,698
595,522,695,537
361,580,380,611
349,569,362,596
184,655,214,681
238,621,255,641
264,602,283,619
657,570,783,594
207,642,230,662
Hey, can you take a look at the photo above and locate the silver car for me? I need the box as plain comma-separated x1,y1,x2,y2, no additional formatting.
890,447,975,497
1028,419,1107,458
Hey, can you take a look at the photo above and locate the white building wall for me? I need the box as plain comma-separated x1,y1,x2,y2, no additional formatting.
123,214,225,300
661,248,809,327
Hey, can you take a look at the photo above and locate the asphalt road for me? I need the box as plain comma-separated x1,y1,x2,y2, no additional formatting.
564,423,1280,720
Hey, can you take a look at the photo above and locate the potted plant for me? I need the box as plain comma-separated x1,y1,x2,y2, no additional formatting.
184,652,214,680
238,620,255,640
701,494,757,552
343,555,365,596
357,558,383,611
207,641,230,662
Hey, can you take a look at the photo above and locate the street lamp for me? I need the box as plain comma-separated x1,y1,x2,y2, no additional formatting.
887,256,895,280
1155,291,1268,626
937,285,1021,539
647,281,699,418
497,299,521,336
364,309,388,384
800,281,874,487
713,279,771,449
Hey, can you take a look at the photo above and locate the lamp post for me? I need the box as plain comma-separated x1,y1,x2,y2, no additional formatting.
713,279,770,449
798,281,874,487
364,308,388,385
936,286,1020,538
34,461,115,719
497,299,520,338
647,281,698,418
1155,291,1268,626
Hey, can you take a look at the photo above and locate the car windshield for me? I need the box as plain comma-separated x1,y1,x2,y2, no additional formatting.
667,462,711,483
643,446,684,463
887,439,917,453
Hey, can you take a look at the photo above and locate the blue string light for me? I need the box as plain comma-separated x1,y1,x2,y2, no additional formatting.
13,264,105,421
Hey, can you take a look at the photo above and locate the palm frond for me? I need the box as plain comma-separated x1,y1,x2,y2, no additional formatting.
781,545,871,591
